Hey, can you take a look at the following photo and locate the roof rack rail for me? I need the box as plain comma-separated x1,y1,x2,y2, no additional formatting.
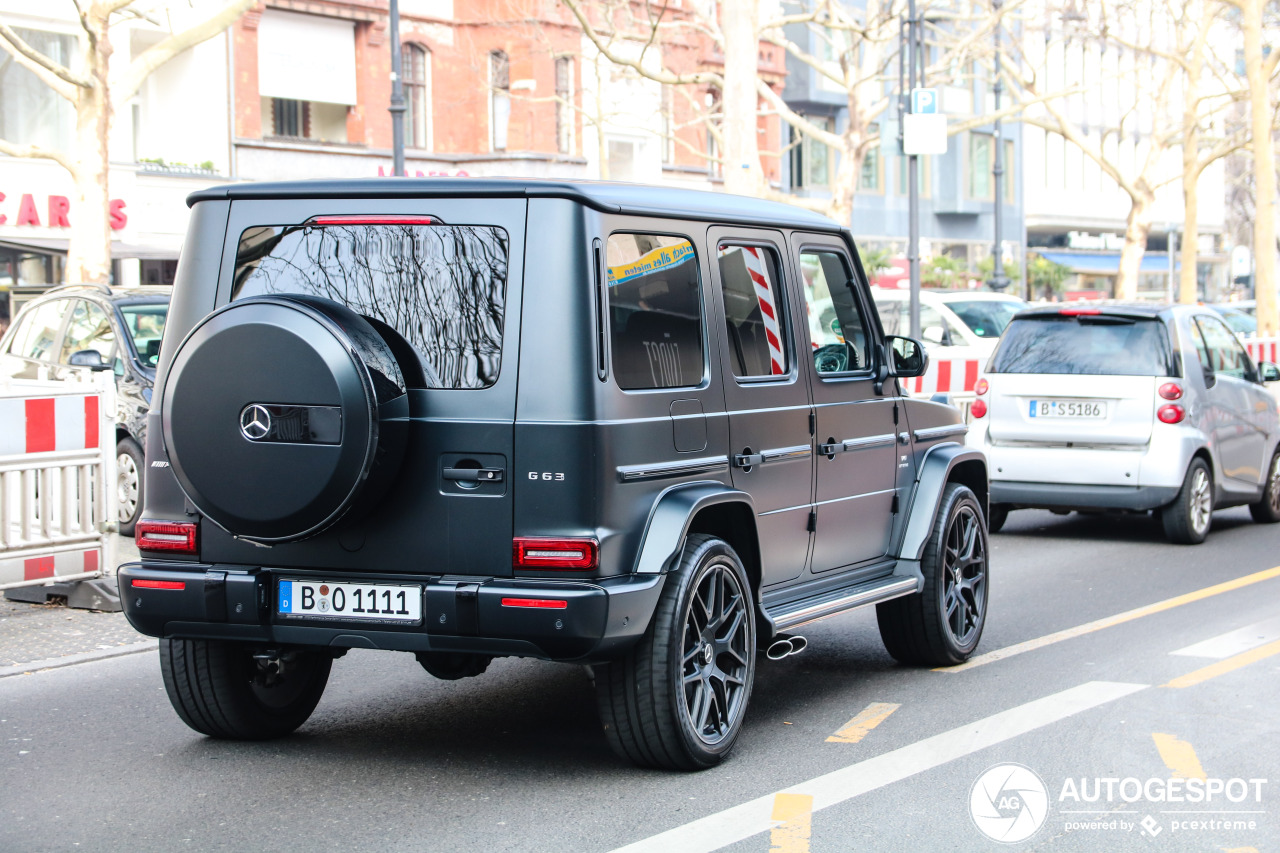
41,282,113,296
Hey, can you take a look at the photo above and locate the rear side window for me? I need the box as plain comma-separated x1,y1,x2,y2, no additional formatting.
232,222,509,389
58,300,115,363
606,233,704,390
717,244,788,377
992,315,1173,375
11,300,65,361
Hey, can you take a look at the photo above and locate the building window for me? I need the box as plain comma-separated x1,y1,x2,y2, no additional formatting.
705,88,723,178
402,44,430,150
0,28,76,154
895,153,931,198
490,51,510,152
660,84,674,164
858,127,883,194
272,98,307,138
967,132,994,200
555,56,574,156
790,116,834,189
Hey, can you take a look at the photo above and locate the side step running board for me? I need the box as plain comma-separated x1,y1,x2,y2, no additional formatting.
765,576,919,632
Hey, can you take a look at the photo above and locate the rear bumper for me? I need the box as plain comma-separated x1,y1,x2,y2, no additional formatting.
990,481,1181,511
117,563,665,662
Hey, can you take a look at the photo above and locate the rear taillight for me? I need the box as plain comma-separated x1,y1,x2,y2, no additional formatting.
971,399,988,418
501,597,568,609
136,520,198,554
307,215,437,226
1157,404,1186,424
1060,306,1101,316
1158,382,1183,400
975,378,989,396
512,538,599,571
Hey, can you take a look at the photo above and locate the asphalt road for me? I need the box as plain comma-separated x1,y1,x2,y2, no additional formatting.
2,507,1278,853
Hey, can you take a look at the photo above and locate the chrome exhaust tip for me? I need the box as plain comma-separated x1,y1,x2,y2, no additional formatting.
765,633,808,660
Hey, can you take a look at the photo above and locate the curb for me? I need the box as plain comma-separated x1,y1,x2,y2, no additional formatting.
0,640,157,679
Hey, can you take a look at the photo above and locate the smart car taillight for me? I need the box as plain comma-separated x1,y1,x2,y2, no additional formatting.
1158,382,1183,400
1157,404,1186,424
136,520,198,554
970,399,988,418
975,378,989,396
512,538,599,570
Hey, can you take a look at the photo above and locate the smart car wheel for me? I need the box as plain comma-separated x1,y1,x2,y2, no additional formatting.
1248,450,1280,524
1162,457,1213,544
160,639,332,740
160,295,408,543
594,534,756,770
877,482,989,666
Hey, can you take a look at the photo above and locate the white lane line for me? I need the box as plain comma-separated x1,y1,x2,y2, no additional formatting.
608,681,1147,853
0,640,158,679
1169,614,1280,659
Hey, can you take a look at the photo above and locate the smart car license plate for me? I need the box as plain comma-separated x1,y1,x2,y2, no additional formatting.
277,580,422,624
1028,400,1107,419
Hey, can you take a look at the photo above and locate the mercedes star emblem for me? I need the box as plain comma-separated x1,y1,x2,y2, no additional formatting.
240,404,272,441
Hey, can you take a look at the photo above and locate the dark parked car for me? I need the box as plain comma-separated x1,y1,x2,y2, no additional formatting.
119,179,990,769
0,283,169,535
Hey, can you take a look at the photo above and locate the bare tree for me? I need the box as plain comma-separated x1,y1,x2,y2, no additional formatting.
0,0,252,283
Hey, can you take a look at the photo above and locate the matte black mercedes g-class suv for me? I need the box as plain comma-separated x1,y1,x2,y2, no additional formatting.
119,179,990,770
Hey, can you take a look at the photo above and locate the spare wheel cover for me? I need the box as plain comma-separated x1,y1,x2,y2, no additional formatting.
161,295,405,542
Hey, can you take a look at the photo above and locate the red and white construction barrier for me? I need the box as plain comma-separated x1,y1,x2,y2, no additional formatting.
1246,337,1280,365
905,358,983,396
0,394,100,456
0,379,115,599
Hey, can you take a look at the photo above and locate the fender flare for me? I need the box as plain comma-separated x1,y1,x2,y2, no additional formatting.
897,443,988,562
633,481,756,575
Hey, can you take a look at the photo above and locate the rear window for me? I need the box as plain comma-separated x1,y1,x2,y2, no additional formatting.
232,222,509,389
944,299,1022,338
991,315,1174,376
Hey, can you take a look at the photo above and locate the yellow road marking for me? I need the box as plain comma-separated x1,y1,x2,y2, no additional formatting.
769,793,813,853
937,565,1280,673
826,702,900,744
1152,733,1207,779
1163,638,1280,689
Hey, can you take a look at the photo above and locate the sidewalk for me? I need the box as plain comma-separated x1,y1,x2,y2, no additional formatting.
0,535,153,674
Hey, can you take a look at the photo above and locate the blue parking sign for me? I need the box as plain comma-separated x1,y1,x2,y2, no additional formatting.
911,88,938,114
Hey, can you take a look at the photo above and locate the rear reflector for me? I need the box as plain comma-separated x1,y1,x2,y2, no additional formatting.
1157,404,1186,424
131,578,186,590
136,520,198,554
308,215,437,226
1060,307,1101,316
1158,382,1183,400
501,597,568,609
974,378,989,396
512,537,599,570
970,399,988,418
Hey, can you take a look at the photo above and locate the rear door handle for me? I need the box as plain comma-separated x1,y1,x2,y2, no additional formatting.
443,467,504,483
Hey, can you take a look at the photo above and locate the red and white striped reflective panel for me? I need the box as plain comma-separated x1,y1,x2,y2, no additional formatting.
1246,337,1279,365
740,247,785,375
0,395,101,457
909,359,982,395
0,547,101,588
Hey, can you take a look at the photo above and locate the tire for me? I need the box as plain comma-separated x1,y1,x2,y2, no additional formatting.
987,502,1009,534
877,483,989,666
1248,450,1280,524
116,436,144,537
160,639,332,739
594,534,756,770
1161,457,1213,544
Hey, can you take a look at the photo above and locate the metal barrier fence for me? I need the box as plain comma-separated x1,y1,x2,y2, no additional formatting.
0,376,116,598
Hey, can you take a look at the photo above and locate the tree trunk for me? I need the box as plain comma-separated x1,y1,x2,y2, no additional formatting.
1241,0,1278,334
827,126,864,226
1180,158,1200,305
720,0,763,196
1116,193,1154,300
65,6,113,284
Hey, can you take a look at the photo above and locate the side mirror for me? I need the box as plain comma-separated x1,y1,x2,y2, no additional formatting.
886,335,929,378
1202,365,1216,388
68,349,111,371
1259,361,1280,383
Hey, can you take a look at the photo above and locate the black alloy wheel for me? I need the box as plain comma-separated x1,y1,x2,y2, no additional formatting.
877,482,989,666
679,552,753,749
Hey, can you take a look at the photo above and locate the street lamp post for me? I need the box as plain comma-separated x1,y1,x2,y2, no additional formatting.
389,0,406,177
988,0,1010,292
900,0,925,339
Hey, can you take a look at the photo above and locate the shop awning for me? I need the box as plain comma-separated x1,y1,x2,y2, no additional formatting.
0,238,179,260
1035,250,1178,274
257,9,357,106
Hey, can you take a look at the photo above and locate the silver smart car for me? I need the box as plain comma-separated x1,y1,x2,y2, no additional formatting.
969,303,1280,543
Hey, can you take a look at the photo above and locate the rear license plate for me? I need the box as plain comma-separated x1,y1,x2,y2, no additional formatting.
1028,400,1107,419
277,579,422,624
